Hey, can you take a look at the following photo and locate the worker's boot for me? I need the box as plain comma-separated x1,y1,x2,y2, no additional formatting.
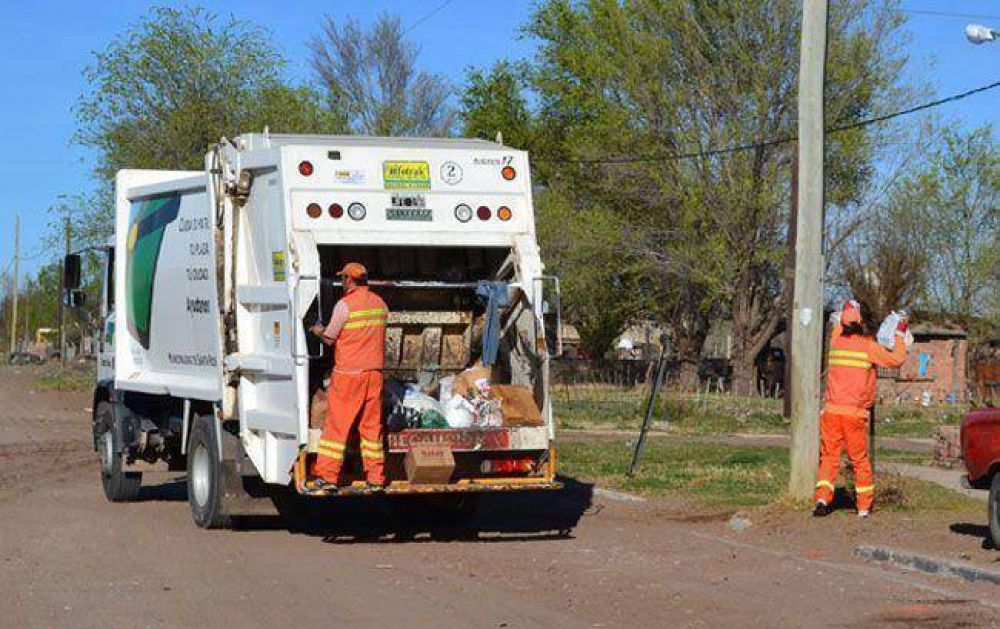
812,501,832,517
857,509,871,519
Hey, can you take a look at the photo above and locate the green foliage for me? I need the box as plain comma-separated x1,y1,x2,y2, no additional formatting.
535,187,641,357
462,0,915,375
558,436,976,510
76,5,343,181
462,61,535,149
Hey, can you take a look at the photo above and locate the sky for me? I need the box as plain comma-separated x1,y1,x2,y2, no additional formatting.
0,0,998,279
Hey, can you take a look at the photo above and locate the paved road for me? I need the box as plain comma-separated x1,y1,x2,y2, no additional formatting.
1,367,998,628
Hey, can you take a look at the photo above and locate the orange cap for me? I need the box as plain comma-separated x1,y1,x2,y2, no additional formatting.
841,299,861,325
336,262,368,280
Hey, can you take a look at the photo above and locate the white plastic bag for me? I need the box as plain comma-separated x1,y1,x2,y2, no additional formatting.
877,311,901,350
402,388,445,415
444,395,475,428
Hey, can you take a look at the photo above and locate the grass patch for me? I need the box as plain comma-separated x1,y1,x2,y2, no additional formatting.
36,365,92,392
555,385,964,438
557,435,976,512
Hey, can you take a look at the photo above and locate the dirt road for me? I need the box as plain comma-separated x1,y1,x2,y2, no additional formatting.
2,367,999,628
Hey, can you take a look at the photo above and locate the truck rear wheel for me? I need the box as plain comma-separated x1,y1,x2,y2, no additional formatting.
96,401,142,502
187,414,231,529
989,473,1000,548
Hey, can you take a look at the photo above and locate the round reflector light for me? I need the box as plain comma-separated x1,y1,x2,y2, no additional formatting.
306,202,322,218
477,206,491,221
501,165,516,181
497,206,513,221
329,203,344,218
347,202,366,221
299,160,314,176
454,204,473,223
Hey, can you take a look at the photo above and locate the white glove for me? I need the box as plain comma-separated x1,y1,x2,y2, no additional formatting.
829,311,842,327
902,330,914,349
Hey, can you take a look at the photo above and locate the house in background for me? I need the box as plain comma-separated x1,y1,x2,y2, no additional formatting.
877,323,968,405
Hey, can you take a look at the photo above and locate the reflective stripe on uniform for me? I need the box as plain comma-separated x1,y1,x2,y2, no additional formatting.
815,480,835,490
343,318,388,330
360,438,384,460
828,349,872,369
319,439,346,451
829,358,873,369
317,447,344,460
855,485,874,494
348,307,387,320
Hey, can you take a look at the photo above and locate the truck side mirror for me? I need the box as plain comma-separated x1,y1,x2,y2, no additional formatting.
65,290,86,309
64,254,82,290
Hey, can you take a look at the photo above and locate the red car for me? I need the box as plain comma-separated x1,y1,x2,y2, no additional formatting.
960,406,1000,544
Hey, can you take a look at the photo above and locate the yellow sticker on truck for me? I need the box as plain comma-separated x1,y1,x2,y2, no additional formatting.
383,161,430,190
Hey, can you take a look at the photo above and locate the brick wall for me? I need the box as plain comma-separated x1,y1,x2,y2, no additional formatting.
877,337,967,404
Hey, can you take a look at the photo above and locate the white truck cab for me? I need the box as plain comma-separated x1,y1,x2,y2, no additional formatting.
69,133,561,528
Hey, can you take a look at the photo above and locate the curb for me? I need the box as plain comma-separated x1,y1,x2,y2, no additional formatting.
853,545,1000,585
594,487,647,503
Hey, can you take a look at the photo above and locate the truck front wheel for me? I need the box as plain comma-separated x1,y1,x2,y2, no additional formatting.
989,473,1000,548
187,414,231,529
96,401,141,502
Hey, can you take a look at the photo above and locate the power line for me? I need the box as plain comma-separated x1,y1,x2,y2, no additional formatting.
537,78,1000,165
403,0,454,36
902,9,1000,21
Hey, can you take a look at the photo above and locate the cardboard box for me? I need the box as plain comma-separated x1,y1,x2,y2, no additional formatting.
404,444,456,484
491,385,544,427
452,364,492,398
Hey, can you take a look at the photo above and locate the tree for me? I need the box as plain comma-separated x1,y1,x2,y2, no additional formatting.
310,13,456,137
535,188,641,358
464,0,913,392
462,62,535,149
76,6,342,184
912,125,999,321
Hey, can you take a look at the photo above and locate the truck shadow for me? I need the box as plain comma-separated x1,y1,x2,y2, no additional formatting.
948,522,996,550
248,476,593,544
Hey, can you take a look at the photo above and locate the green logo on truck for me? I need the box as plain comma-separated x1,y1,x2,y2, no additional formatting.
126,194,181,349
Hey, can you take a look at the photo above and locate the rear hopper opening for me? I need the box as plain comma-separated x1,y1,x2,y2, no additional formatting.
300,245,551,491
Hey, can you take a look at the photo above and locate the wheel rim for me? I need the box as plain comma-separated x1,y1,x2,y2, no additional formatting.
100,430,114,476
191,443,211,508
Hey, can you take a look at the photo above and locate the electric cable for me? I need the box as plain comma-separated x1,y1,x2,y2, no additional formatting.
536,78,1000,165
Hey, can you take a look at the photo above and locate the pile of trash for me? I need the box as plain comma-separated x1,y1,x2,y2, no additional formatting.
383,364,541,432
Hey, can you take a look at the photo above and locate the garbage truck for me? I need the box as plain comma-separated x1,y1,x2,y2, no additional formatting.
66,133,562,528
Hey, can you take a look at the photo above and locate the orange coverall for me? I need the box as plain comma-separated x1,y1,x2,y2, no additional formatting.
314,286,389,485
814,325,907,511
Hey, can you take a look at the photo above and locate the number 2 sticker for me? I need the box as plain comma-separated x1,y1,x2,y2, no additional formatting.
440,161,463,185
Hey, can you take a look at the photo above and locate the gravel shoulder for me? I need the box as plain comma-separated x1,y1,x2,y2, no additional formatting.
1,366,998,629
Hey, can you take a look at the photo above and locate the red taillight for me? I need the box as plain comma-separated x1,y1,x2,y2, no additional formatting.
497,206,512,221
329,203,343,218
306,203,322,218
299,160,314,176
501,165,516,181
481,458,534,474
477,205,491,221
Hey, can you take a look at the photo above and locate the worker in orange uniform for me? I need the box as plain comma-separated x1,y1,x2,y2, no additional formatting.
308,262,389,490
813,300,912,518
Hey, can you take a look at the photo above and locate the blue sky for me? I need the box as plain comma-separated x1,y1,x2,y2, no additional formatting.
1,0,998,277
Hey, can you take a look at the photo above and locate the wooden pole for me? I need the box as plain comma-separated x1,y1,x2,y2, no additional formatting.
788,0,828,499
9,214,19,357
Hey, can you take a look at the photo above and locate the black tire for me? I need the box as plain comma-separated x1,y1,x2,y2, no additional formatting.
186,415,231,529
96,401,141,502
989,473,1000,549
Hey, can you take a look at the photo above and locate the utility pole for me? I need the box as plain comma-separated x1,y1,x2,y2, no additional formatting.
788,0,828,499
9,214,19,357
60,207,71,365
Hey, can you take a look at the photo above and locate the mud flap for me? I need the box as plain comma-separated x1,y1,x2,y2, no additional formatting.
218,421,280,517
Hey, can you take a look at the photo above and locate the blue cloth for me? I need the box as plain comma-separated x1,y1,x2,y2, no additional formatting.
476,280,510,366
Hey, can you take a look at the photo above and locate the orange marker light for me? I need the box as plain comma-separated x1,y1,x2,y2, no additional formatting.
306,203,322,218
497,206,513,221
501,165,516,180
